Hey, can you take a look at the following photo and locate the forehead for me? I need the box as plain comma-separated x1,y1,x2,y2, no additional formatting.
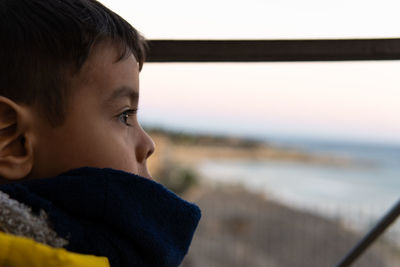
70,42,139,102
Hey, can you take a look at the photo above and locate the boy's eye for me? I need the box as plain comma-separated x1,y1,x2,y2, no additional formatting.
118,109,137,126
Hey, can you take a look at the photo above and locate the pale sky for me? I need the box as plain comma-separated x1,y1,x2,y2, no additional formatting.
100,1,400,144
101,0,400,39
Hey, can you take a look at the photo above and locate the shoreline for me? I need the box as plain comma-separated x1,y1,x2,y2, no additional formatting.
147,132,366,176
195,159,400,249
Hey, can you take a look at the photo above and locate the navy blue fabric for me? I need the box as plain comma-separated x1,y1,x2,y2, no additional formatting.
0,167,201,267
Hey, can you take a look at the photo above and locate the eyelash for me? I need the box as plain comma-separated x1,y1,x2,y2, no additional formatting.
118,109,138,126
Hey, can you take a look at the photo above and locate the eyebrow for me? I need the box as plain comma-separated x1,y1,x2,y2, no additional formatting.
105,86,139,105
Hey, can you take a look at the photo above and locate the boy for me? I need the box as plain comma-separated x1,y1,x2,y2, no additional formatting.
0,0,201,266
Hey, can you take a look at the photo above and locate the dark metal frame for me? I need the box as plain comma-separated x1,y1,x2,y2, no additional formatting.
147,39,400,266
335,200,400,267
147,39,400,62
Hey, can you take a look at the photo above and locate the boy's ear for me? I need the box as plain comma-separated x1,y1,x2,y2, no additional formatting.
0,96,33,180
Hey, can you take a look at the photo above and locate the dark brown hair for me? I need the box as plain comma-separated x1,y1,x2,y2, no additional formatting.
0,0,147,126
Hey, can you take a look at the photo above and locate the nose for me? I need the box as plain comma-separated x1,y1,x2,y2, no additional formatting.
135,126,155,179
136,126,155,163
144,131,155,161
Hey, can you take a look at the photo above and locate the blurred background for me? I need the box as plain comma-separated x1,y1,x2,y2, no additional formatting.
103,1,400,266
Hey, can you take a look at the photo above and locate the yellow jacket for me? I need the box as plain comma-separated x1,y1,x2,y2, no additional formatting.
0,232,109,267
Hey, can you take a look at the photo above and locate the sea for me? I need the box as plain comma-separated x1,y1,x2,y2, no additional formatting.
197,137,400,246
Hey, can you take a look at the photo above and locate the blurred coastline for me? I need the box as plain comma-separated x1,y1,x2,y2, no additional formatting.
146,127,400,267
147,127,363,174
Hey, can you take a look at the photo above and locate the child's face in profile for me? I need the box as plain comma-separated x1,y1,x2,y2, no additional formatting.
29,42,155,179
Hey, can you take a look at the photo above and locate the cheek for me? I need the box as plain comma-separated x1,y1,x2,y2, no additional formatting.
33,108,143,177
73,126,139,173
46,125,138,175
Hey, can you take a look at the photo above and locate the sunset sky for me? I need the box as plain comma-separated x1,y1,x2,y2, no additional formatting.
101,0,400,144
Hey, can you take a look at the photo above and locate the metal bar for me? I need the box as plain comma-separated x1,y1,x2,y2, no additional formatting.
146,39,400,62
335,199,400,267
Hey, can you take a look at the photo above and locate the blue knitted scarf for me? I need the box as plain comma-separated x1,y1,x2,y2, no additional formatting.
0,167,201,267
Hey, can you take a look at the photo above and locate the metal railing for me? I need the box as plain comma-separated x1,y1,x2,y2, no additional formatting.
147,39,400,62
146,39,400,266
335,199,400,267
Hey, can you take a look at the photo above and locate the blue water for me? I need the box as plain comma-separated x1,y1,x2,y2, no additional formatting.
197,138,400,243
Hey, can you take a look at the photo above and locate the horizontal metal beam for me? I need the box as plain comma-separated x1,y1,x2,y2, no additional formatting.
146,39,400,62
